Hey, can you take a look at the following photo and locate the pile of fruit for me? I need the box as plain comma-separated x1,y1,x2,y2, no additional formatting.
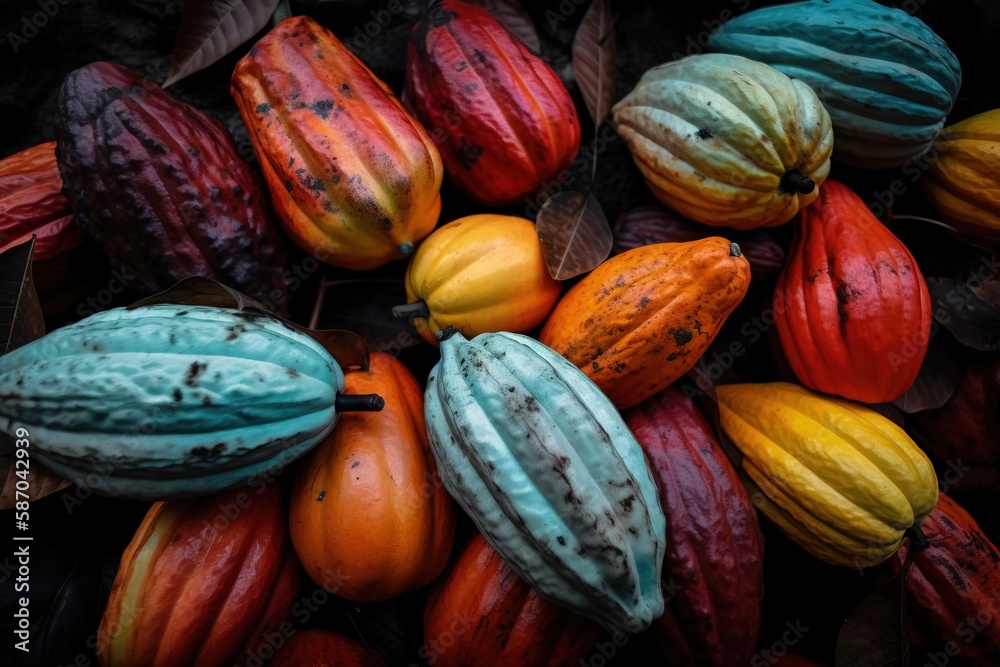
2,0,1000,665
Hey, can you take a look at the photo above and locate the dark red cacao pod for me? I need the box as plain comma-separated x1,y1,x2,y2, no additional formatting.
0,142,92,316
269,629,387,667
54,62,290,311
891,493,1000,665
404,0,580,206
423,532,601,667
774,179,932,403
623,385,765,667
613,204,785,279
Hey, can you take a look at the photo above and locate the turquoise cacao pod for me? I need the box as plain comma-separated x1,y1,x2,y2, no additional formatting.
424,331,667,634
0,304,346,500
710,0,961,169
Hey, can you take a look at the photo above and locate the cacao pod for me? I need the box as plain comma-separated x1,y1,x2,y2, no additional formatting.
270,630,387,667
232,16,443,270
55,62,289,310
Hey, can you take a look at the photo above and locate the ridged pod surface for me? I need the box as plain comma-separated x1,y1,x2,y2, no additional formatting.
710,0,961,168
401,214,562,345
270,630,387,667
97,483,300,667
891,493,1000,665
54,62,289,308
717,382,938,568
922,109,1000,237
624,386,764,667
0,304,345,499
774,180,932,403
611,53,832,230
423,533,602,667
404,0,580,205
289,351,456,602
232,16,443,270
539,237,750,409
424,332,666,634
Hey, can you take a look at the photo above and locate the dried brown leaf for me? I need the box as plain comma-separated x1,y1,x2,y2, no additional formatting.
163,0,280,88
572,0,616,126
0,237,45,355
535,191,612,280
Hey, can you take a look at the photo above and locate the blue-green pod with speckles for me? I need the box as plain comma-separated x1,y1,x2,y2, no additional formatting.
0,304,345,499
424,331,666,634
710,0,961,168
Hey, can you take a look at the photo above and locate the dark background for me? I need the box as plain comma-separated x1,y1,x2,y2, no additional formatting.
1,1,998,665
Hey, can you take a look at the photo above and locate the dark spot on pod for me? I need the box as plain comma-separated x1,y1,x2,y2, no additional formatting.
172,534,182,542
233,185,244,197
457,137,483,168
696,128,713,139
352,461,360,468
474,49,487,63
176,310,189,316
309,99,335,120
317,490,325,501
185,361,207,388
671,329,693,346
202,395,212,405
189,442,227,461
172,389,182,402
455,61,468,72
187,146,199,156
340,83,352,98
255,103,271,114
287,368,299,378
289,92,299,99
557,536,567,546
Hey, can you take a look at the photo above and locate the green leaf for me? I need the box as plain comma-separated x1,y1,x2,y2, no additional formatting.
0,236,45,355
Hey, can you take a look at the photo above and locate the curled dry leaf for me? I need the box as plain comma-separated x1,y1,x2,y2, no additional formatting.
0,236,45,356
0,455,70,509
572,0,616,127
892,334,963,413
465,0,541,52
927,277,1000,351
535,190,613,280
127,276,370,371
163,0,280,88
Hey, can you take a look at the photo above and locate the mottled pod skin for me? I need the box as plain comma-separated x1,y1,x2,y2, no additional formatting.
97,483,300,667
624,386,765,667
612,53,832,230
290,351,456,602
891,493,1000,665
774,180,932,403
270,630,387,667
0,304,345,499
404,0,580,206
424,332,667,634
423,533,602,667
539,237,751,409
232,16,443,270
717,382,938,568
54,62,289,308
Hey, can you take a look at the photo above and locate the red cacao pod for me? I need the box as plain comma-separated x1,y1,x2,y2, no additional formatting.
892,493,1000,665
423,532,601,667
624,385,765,667
55,62,290,311
270,630,387,667
613,204,785,279
232,16,444,271
0,141,91,316
405,0,580,205
97,483,300,667
774,179,931,403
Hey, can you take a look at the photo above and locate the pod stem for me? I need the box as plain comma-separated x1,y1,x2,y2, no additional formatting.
435,326,458,342
391,300,430,320
335,393,385,412
905,523,930,551
779,169,816,195
729,242,742,258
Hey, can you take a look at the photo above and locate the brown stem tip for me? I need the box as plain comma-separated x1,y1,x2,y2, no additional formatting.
391,300,430,320
779,169,816,195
